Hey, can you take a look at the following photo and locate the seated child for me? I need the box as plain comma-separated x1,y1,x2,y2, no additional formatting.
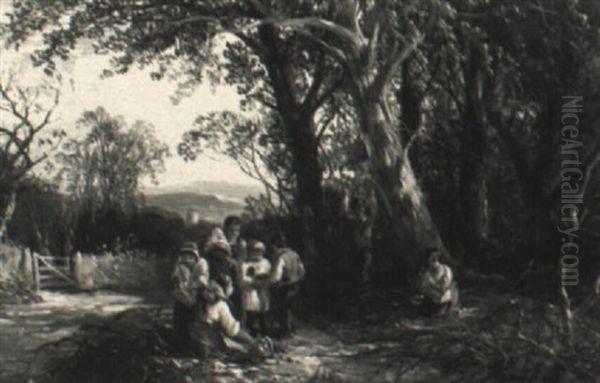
416,249,459,316
189,281,258,357
240,240,272,336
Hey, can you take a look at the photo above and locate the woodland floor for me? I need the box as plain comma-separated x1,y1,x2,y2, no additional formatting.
0,288,598,383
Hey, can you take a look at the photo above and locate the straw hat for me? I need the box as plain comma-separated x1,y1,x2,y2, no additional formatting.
204,227,232,256
178,241,200,258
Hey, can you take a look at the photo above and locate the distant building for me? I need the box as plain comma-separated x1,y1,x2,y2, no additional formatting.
186,209,201,225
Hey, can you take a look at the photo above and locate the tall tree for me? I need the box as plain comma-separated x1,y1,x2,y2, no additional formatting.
0,72,62,242
58,107,169,213
260,1,452,271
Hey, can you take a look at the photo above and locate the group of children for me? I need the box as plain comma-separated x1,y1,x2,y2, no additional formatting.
170,212,460,357
171,215,306,356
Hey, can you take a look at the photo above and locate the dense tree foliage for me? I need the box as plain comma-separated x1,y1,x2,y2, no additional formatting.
7,177,69,255
58,107,169,211
54,107,169,251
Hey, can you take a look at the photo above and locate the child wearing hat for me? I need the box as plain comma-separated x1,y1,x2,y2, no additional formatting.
240,240,271,336
171,241,209,337
204,227,236,299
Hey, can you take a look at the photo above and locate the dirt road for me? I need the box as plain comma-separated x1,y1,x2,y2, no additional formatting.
0,291,160,382
0,291,447,382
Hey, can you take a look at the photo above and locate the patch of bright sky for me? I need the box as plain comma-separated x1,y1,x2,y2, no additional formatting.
1,29,261,190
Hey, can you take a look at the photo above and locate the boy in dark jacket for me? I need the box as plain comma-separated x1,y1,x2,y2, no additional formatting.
269,233,306,337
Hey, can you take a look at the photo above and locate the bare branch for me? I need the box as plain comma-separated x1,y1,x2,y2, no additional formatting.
274,17,363,51
404,121,425,160
302,50,326,112
291,29,349,66
0,82,35,131
169,15,221,28
371,32,424,99
0,127,30,165
0,77,61,189
366,20,380,69
316,109,336,141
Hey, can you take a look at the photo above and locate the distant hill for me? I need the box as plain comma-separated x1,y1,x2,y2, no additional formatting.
143,192,246,224
143,180,262,204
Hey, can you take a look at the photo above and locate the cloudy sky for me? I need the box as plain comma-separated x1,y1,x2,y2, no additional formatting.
1,22,260,190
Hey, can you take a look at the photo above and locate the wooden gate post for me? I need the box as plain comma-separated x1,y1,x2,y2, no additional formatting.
31,251,40,291
73,251,82,288
20,247,33,284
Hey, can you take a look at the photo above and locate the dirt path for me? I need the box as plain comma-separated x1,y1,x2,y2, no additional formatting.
213,324,444,383
1,292,448,383
0,291,160,382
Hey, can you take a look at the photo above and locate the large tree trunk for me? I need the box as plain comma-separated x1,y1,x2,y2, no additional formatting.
257,25,327,265
0,188,17,243
357,97,446,276
284,112,325,262
286,113,324,220
459,46,489,260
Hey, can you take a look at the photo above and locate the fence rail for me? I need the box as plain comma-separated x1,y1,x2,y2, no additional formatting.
33,253,77,290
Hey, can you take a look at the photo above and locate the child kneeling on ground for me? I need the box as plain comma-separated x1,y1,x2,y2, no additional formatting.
189,281,266,358
415,249,459,316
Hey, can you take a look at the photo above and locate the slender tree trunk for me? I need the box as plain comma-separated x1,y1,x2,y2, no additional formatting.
0,189,17,243
459,46,489,260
